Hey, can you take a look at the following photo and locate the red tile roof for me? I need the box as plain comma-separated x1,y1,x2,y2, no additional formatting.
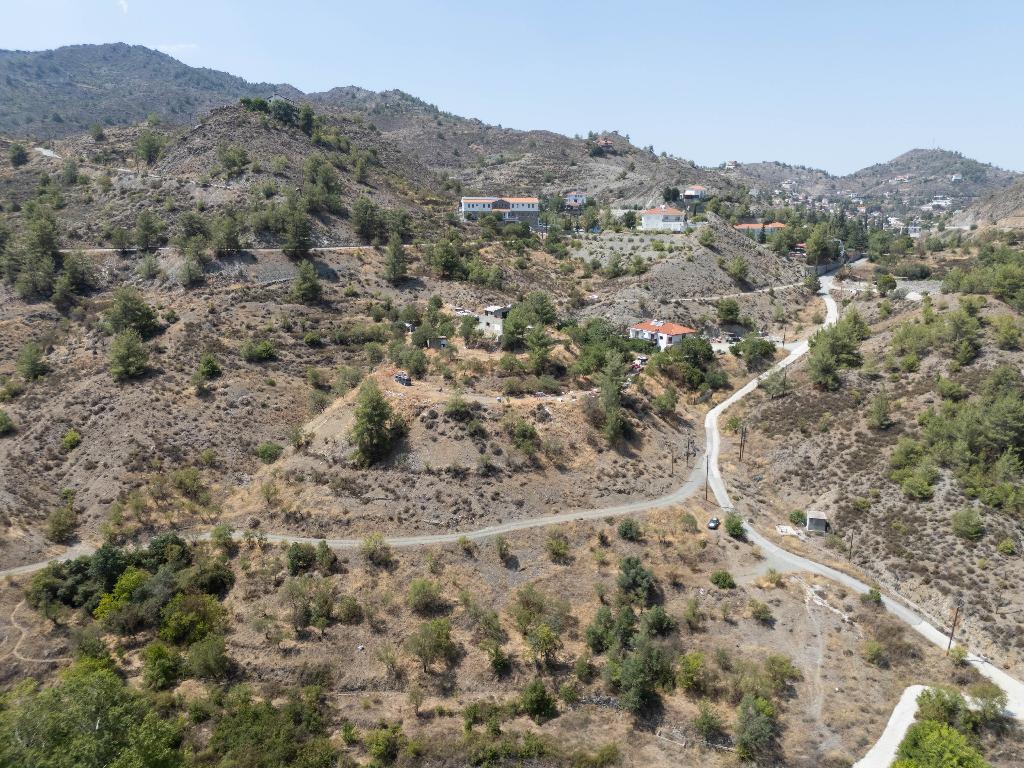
734,222,786,230
630,320,696,336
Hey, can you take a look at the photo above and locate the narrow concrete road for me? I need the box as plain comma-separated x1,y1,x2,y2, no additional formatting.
705,275,1024,765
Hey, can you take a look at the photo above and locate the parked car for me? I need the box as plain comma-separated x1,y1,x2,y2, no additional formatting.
707,517,721,530
393,371,411,386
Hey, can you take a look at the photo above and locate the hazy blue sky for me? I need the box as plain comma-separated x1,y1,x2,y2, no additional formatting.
2,0,1021,174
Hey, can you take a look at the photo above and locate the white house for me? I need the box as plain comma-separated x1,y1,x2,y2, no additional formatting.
460,197,540,226
640,205,689,232
564,190,588,208
683,185,708,201
476,304,512,338
628,320,696,351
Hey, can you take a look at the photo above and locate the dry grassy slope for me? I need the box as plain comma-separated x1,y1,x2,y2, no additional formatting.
956,177,1024,229
723,294,1024,674
6,501,1017,767
578,218,808,328
0,105,454,248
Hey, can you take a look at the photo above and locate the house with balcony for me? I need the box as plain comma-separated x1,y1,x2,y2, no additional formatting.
460,196,541,228
639,205,689,232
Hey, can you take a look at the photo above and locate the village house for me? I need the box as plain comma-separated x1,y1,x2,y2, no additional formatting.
460,196,541,228
639,204,689,232
476,304,512,338
683,185,708,201
734,221,786,239
563,190,588,209
628,320,696,351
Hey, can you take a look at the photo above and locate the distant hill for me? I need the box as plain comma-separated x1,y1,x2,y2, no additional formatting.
0,43,279,137
843,148,1018,202
725,149,1019,208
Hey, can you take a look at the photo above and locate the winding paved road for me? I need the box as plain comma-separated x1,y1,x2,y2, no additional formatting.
3,271,1022,765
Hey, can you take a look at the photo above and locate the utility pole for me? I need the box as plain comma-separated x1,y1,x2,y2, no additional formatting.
847,532,855,562
670,445,676,476
704,456,709,501
946,597,965,654
738,426,748,462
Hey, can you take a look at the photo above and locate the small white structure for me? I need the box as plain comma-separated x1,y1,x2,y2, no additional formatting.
628,320,696,351
477,305,512,338
639,205,688,232
806,511,830,534
683,185,708,201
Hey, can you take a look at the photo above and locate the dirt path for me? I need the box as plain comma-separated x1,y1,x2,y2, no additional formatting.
0,600,72,665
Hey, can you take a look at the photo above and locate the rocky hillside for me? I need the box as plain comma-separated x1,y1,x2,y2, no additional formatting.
0,103,453,248
313,87,734,206
956,178,1024,229
0,44,735,207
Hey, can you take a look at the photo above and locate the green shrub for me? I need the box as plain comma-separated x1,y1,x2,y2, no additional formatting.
160,592,224,644
141,641,181,690
286,542,317,575
336,595,363,624
545,530,571,563
863,640,888,667
788,510,806,526
240,338,276,362
617,518,642,541
951,508,983,541
407,578,443,614
61,428,82,452
519,679,557,722
256,441,283,464
187,634,231,679
709,570,735,589
724,513,745,539
0,409,14,436
361,532,393,567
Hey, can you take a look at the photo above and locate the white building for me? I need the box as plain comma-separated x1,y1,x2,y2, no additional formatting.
460,197,540,225
628,320,696,351
683,185,708,201
639,205,689,232
476,305,512,338
564,190,588,208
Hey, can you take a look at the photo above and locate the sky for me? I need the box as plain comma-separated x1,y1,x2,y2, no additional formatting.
2,0,1022,175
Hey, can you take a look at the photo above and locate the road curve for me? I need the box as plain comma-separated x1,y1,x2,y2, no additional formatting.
4,271,1022,765
705,275,1024,766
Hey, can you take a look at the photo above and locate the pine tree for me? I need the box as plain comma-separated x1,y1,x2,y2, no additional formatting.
383,233,407,283
350,380,404,464
290,260,322,304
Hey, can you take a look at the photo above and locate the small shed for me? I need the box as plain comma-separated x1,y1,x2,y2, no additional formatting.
806,511,830,534
426,336,448,350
